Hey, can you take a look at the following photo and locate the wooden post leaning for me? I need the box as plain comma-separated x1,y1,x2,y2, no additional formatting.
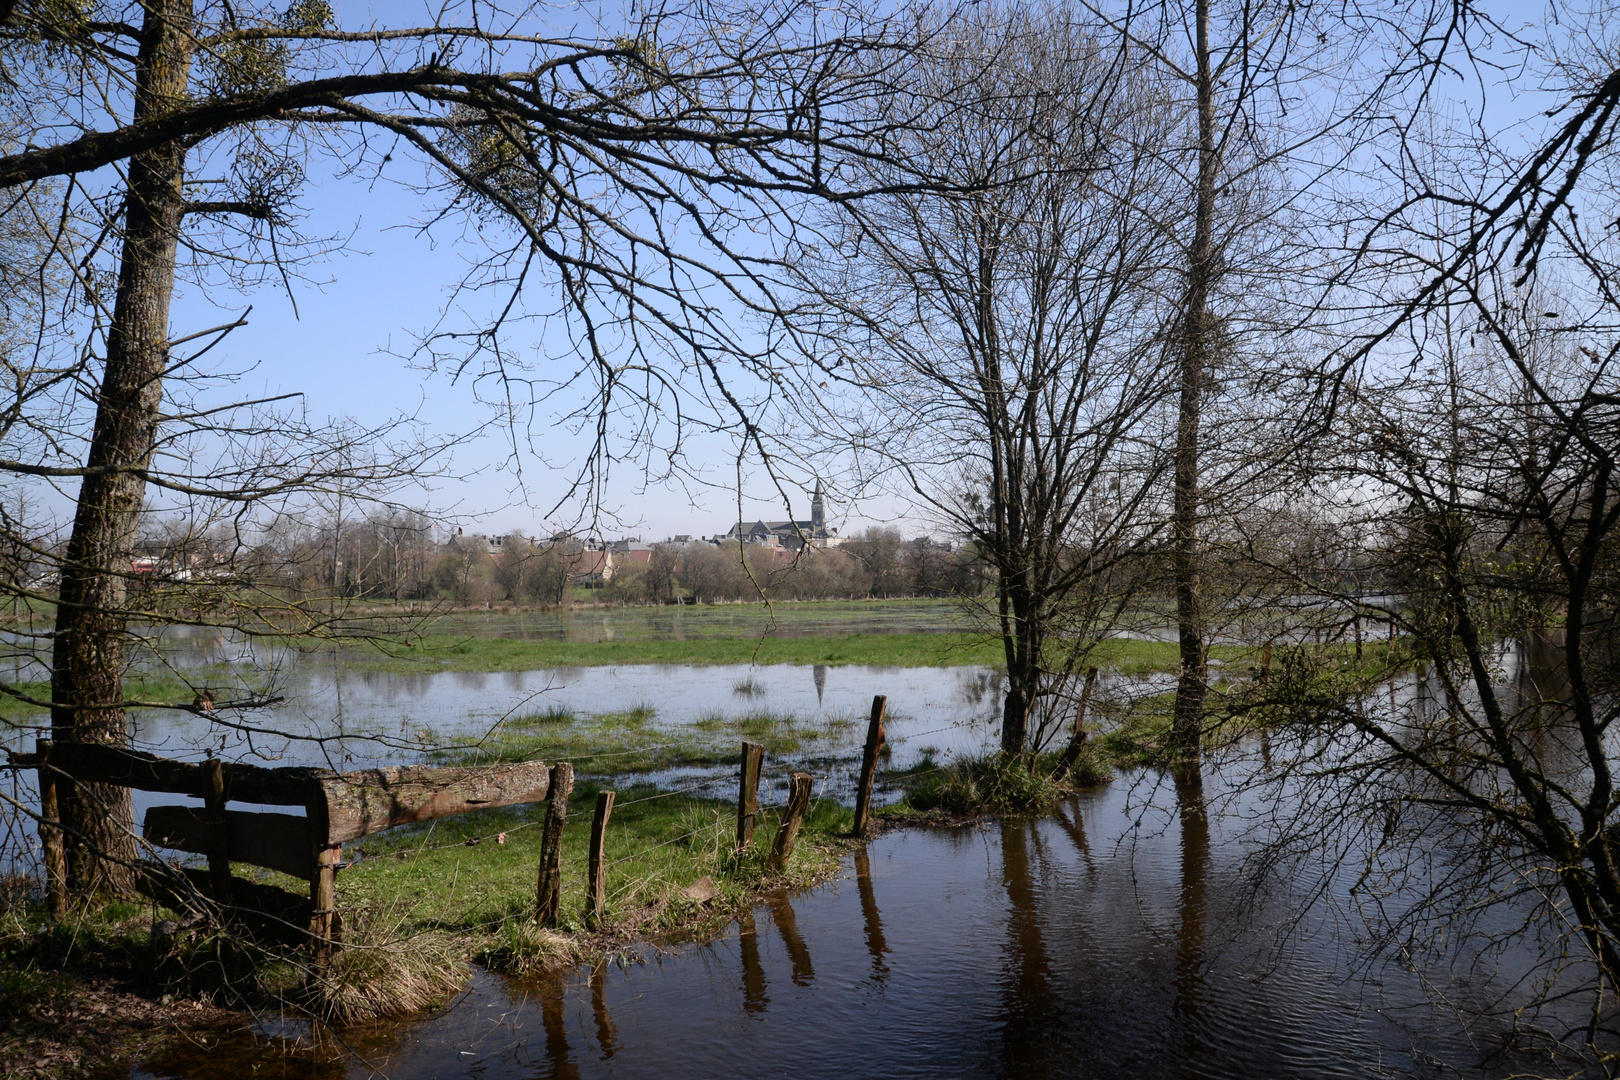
200,758,233,908
536,762,574,927
769,773,814,872
585,790,615,930
34,740,67,919
736,741,765,853
853,696,887,839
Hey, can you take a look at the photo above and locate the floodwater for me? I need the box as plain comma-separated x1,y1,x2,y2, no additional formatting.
136,762,1567,1080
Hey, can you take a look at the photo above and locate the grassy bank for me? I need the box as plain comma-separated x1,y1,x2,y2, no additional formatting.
0,780,852,1075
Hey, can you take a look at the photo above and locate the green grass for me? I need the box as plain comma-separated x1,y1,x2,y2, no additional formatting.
341,631,1007,671
335,630,1264,674
882,748,1111,817
330,780,850,944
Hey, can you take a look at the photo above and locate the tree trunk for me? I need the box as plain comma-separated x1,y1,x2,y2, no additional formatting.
49,0,194,899
1171,0,1216,758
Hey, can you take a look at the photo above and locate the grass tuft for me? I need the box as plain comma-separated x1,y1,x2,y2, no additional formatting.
895,750,1108,816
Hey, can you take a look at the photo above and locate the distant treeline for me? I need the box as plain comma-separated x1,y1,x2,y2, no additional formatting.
104,512,989,607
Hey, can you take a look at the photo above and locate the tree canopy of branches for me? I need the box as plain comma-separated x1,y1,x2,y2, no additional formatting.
0,0,945,896
785,4,1184,753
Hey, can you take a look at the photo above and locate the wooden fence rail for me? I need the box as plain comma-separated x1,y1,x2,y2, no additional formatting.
16,739,553,961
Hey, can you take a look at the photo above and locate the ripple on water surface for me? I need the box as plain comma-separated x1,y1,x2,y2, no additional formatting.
136,770,1562,1080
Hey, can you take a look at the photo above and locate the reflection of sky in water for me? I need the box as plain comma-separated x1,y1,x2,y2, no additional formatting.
109,662,1011,775
1,663,1016,860
134,760,1580,1080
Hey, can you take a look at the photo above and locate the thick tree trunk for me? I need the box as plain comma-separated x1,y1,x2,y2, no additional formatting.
1171,0,1216,757
50,0,194,899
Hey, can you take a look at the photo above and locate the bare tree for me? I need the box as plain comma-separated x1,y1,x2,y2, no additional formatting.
0,0,945,896
785,3,1185,753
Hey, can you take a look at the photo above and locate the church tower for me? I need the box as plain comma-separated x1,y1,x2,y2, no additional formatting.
810,479,825,531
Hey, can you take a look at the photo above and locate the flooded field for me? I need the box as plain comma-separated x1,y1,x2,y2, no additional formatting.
136,762,1568,1080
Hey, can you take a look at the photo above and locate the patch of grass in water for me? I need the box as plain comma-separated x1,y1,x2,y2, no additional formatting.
887,749,1110,816
510,704,577,727
732,676,766,698
435,704,832,774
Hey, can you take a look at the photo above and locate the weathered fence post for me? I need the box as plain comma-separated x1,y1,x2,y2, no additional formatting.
735,741,764,853
310,844,341,967
536,762,574,926
1259,643,1273,682
585,789,614,929
200,758,233,907
34,739,67,919
770,773,814,871
1053,668,1100,782
853,695,887,839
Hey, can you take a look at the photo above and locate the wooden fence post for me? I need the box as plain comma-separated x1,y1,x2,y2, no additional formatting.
200,758,233,908
310,844,341,967
735,741,764,853
34,739,66,919
585,790,614,930
1259,643,1273,683
536,762,574,926
853,695,887,839
770,773,814,871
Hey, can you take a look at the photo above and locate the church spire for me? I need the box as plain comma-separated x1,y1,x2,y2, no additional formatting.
811,479,825,531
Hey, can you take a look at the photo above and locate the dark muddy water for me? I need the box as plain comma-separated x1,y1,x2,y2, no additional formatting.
136,766,1559,1080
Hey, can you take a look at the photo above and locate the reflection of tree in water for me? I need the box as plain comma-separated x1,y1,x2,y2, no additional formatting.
958,669,1004,724
855,847,890,981
998,819,1058,1072
738,909,769,1014
1173,762,1210,1055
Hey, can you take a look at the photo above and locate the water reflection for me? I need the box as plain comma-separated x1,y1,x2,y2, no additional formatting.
1172,763,1209,1052
588,961,617,1059
538,972,579,1080
737,910,768,1015
813,664,826,705
854,847,889,980
135,766,1595,1080
997,819,1056,1073
767,890,815,986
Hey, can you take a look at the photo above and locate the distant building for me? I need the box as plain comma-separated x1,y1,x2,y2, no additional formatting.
719,480,841,550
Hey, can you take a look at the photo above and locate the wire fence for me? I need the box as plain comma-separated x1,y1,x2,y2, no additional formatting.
1,696,987,961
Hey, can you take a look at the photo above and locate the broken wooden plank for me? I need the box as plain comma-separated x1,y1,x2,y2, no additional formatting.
144,806,316,879
17,742,322,806
315,760,552,843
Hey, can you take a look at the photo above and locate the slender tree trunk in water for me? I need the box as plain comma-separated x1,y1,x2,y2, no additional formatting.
1000,576,1037,754
50,0,194,898
1171,0,1216,757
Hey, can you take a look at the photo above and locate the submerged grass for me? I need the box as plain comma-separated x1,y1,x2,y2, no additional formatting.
432,704,848,774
